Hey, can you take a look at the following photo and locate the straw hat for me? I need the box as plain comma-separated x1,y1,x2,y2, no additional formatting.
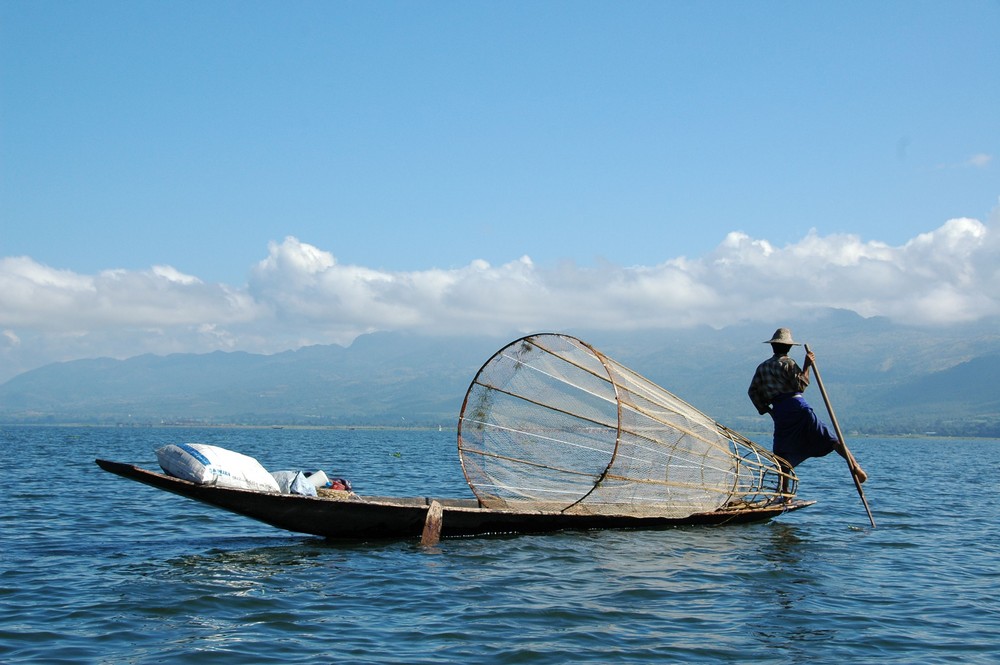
764,328,801,346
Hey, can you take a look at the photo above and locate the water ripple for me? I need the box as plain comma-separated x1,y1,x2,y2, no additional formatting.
1,428,999,663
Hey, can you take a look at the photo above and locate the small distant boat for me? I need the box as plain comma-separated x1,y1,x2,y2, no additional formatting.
97,334,813,542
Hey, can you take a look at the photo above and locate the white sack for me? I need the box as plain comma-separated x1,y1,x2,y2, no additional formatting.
156,443,280,493
271,470,318,496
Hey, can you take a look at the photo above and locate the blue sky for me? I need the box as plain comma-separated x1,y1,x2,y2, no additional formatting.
1,1,998,381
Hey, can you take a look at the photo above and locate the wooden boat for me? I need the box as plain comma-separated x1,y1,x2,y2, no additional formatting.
96,334,819,542
95,459,813,541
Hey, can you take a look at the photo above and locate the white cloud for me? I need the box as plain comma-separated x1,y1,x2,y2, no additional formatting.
151,265,202,285
0,257,259,330
967,153,993,168
1,330,20,348
2,213,1000,381
938,153,994,170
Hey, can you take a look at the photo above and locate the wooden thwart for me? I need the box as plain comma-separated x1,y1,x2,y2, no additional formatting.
420,500,444,546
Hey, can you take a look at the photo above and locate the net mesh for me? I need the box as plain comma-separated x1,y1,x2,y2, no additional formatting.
457,334,795,517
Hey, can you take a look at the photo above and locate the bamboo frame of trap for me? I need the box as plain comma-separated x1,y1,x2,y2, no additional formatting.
458,334,795,518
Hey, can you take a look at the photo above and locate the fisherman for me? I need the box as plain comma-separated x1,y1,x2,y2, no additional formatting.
748,328,867,492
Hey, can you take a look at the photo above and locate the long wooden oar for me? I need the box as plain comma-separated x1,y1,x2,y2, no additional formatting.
804,344,876,528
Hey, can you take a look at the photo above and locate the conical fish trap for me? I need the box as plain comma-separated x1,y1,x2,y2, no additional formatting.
458,334,794,517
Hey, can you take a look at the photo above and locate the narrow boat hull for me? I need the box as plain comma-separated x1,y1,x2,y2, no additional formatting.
95,459,814,540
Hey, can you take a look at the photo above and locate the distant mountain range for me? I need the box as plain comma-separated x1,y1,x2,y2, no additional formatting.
2,309,998,436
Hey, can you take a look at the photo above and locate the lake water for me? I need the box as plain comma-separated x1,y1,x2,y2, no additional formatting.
1,426,998,664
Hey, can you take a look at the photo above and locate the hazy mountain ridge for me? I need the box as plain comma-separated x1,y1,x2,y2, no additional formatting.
2,311,998,435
